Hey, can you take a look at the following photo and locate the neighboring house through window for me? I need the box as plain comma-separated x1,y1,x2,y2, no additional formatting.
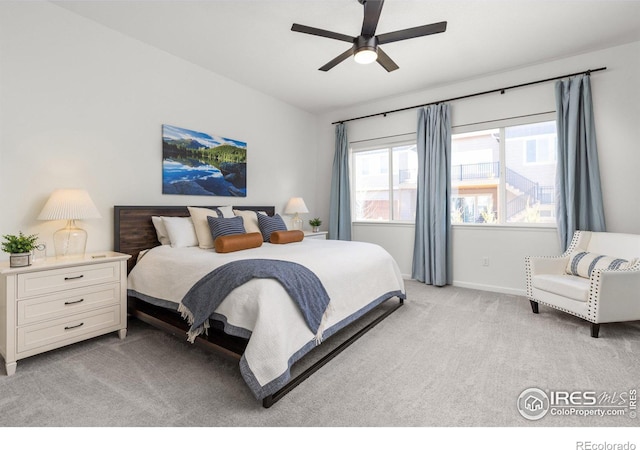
351,138,418,222
451,116,557,225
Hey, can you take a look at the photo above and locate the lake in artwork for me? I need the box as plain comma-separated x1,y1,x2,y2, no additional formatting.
162,124,247,197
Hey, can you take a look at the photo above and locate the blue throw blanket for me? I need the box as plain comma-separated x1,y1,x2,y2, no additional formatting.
178,259,331,343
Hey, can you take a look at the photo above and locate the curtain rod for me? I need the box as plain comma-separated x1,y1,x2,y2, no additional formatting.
332,67,606,125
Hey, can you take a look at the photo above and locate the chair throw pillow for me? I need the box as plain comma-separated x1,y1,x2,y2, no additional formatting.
270,230,304,244
566,249,635,278
207,215,246,241
214,232,263,253
257,213,287,242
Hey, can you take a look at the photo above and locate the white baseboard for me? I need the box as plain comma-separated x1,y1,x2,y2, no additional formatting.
403,275,526,297
452,280,526,297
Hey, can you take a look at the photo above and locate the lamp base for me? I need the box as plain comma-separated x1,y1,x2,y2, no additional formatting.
53,220,87,259
291,214,303,231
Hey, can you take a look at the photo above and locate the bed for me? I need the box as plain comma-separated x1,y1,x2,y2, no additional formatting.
114,205,405,407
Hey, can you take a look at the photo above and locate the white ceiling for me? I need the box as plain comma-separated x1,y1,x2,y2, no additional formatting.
52,0,640,114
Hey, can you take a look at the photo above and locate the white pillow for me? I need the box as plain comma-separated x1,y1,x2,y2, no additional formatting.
216,205,235,218
151,216,171,245
233,210,262,234
162,217,198,248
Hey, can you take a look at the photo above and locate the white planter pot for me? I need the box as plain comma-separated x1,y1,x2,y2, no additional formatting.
9,252,32,268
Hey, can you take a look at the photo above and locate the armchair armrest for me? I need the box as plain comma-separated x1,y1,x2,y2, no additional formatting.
525,255,569,299
589,263,640,323
527,255,569,276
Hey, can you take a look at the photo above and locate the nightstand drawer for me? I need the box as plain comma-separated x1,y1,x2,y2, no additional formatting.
16,262,120,299
17,305,121,354
17,284,120,326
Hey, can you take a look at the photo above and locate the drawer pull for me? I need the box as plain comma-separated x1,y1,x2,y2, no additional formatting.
64,322,84,330
64,298,85,305
64,275,84,281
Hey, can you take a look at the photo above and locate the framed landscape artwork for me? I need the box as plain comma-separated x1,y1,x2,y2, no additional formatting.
162,124,247,197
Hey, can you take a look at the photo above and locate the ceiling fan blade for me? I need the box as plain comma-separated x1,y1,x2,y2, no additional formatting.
361,0,384,37
376,47,399,72
319,47,355,71
291,23,354,43
377,21,447,45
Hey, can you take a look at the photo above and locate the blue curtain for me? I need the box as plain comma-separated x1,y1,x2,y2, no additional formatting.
555,74,606,250
412,104,452,286
329,123,352,240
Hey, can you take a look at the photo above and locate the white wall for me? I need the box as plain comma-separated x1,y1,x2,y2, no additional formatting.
317,41,640,295
0,1,319,257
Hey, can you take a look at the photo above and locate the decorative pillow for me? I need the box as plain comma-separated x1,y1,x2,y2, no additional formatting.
566,249,636,278
214,232,263,253
151,216,171,245
270,230,304,244
188,206,234,249
215,205,235,218
257,213,288,242
161,217,198,248
188,206,221,249
233,209,263,234
207,215,246,241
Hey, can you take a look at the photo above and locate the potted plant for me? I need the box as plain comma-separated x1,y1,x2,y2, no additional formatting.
2,232,39,268
309,218,322,233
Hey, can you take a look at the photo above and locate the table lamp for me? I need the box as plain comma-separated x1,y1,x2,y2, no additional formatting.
37,189,102,258
284,197,309,230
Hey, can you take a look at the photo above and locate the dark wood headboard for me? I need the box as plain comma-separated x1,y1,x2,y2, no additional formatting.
114,205,275,273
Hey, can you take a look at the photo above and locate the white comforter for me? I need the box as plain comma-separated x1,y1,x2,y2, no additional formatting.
127,238,405,400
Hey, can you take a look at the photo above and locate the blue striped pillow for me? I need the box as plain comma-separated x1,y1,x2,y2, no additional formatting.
566,249,635,278
257,213,287,242
207,215,246,241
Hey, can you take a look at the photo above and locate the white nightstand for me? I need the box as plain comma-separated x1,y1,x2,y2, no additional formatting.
304,231,328,240
0,251,130,376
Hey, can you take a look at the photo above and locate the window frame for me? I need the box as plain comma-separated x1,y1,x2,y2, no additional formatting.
350,135,418,224
451,112,557,228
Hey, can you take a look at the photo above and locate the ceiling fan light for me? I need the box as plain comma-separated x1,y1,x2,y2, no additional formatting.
354,48,378,64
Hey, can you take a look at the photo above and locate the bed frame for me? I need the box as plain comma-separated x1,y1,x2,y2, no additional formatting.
113,205,403,408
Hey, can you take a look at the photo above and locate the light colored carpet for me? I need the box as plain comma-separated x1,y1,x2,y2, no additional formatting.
1,280,638,430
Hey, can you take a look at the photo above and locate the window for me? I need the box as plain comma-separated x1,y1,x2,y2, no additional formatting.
352,141,417,222
451,118,557,225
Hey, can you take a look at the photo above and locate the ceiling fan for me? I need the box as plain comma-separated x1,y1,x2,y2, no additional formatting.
291,0,447,72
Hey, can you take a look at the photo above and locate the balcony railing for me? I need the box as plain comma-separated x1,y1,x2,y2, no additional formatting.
452,162,554,221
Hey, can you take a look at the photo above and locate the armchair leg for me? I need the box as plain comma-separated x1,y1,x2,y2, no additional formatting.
529,300,539,314
590,323,600,338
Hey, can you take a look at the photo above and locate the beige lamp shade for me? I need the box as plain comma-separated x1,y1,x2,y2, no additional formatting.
284,197,309,215
38,189,101,258
37,189,102,220
284,197,308,230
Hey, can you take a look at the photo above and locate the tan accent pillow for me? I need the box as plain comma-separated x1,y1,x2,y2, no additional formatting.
233,209,262,234
188,206,220,249
270,230,304,244
214,232,263,253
